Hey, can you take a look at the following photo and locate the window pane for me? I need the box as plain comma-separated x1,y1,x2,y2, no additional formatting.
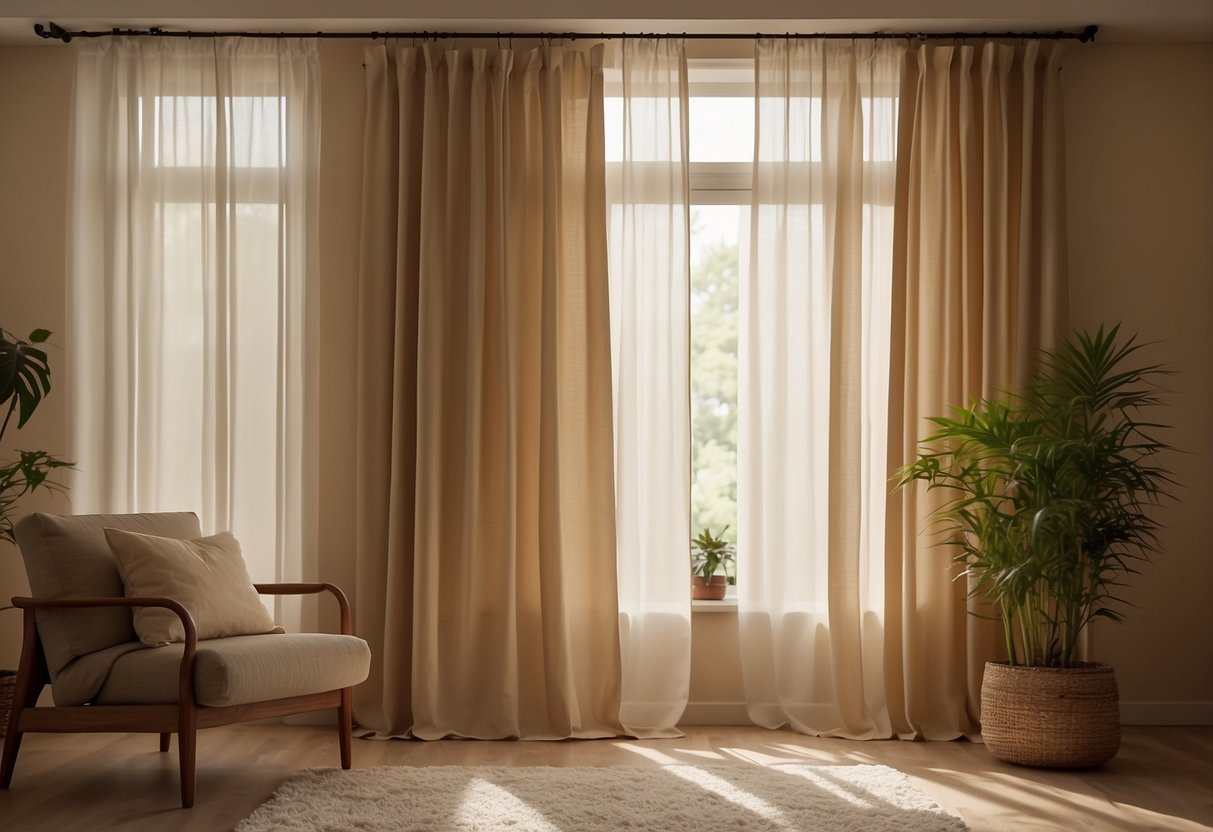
689,97,754,162
691,204,746,549
152,96,285,167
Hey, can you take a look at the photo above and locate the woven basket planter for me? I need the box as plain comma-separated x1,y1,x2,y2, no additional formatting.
980,661,1119,768
0,669,16,738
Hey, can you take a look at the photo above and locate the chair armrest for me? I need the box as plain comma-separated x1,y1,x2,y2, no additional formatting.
11,595,198,645
11,595,199,708
253,582,353,635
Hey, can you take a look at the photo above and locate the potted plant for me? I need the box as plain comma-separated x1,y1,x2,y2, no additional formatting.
895,324,1172,768
691,525,735,600
1,326,71,735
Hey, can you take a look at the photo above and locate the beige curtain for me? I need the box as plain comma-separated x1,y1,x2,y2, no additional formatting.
885,40,1069,738
354,43,624,740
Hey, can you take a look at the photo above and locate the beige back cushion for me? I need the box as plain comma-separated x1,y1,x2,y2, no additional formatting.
104,528,282,645
14,512,203,678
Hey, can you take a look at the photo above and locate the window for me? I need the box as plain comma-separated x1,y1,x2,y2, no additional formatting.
70,41,318,633
602,51,897,592
688,60,753,549
139,89,289,572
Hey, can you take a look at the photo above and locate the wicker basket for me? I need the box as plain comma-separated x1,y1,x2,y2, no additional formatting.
0,669,16,738
980,661,1119,768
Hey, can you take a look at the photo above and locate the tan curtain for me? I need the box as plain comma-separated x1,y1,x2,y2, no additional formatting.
354,43,624,740
885,40,1069,738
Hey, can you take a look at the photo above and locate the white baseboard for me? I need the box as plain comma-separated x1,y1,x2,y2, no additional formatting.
1120,701,1213,725
680,701,752,725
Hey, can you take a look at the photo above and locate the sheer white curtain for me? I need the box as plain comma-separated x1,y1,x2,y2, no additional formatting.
739,39,902,738
68,38,320,628
605,39,692,737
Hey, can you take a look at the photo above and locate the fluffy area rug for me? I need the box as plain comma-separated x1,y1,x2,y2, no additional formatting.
237,763,968,831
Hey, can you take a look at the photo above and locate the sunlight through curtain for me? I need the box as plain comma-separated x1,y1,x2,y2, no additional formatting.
739,37,1068,740
67,37,320,631
605,39,693,737
738,38,902,739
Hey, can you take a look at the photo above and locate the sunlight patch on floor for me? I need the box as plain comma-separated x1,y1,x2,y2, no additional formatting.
779,766,876,809
667,765,792,828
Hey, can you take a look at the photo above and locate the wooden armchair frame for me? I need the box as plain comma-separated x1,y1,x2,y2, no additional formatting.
0,582,356,808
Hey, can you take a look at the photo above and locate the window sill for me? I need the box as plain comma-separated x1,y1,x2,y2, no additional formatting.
691,598,738,613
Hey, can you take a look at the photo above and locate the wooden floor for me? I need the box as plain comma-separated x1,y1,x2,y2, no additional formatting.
0,723,1209,831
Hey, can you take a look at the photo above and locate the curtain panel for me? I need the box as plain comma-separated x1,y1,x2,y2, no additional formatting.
885,40,1069,737
355,43,624,740
739,38,903,740
605,38,693,738
67,37,321,630
738,37,1068,740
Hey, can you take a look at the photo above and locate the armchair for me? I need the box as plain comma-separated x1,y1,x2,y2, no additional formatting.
0,512,370,808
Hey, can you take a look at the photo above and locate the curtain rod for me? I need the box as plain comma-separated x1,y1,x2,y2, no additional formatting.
34,21,1099,45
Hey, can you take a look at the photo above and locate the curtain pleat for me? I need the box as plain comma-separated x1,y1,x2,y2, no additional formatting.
605,38,693,738
885,40,1069,737
355,43,623,740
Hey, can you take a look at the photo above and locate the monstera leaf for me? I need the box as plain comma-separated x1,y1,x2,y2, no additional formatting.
0,328,53,436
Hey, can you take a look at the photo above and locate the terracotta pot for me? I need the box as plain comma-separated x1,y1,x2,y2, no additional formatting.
980,661,1119,768
692,575,728,600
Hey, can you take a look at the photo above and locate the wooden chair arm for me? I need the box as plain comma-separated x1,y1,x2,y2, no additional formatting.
253,582,353,635
11,595,199,711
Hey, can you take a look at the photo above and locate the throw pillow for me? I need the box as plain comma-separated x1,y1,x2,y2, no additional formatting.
104,528,283,646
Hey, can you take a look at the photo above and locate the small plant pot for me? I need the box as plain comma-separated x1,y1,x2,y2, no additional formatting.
692,575,727,601
980,661,1119,768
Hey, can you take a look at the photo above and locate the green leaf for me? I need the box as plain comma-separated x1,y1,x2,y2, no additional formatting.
0,329,53,435
28,329,52,343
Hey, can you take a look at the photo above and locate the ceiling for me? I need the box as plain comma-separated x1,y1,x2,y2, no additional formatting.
1,0,1211,44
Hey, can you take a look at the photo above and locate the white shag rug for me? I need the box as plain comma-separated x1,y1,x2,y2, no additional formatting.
237,763,968,831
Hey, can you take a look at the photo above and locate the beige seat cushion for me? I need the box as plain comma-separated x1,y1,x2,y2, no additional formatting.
85,632,371,707
104,528,282,645
13,512,203,678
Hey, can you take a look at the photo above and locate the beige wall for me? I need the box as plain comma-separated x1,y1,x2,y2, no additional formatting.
1064,43,1213,723
1,39,1210,725
0,47,73,668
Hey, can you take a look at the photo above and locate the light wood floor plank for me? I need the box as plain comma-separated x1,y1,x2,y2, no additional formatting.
0,724,1208,831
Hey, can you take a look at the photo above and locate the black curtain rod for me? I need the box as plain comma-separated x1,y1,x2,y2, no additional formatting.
34,21,1099,45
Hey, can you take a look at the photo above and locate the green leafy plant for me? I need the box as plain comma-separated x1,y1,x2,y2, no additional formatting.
691,525,736,582
895,324,1173,668
1,326,72,546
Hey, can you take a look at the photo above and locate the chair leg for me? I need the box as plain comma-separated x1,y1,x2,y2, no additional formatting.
2,609,50,789
339,687,353,769
178,708,197,808
160,732,171,752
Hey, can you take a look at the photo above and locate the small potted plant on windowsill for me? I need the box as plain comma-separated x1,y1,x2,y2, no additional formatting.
691,526,735,601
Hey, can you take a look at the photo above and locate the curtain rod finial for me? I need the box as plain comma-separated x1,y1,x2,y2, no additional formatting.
1080,25,1098,43
34,21,71,43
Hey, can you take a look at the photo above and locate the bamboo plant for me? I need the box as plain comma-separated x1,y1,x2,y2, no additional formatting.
895,325,1172,667
0,326,71,546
